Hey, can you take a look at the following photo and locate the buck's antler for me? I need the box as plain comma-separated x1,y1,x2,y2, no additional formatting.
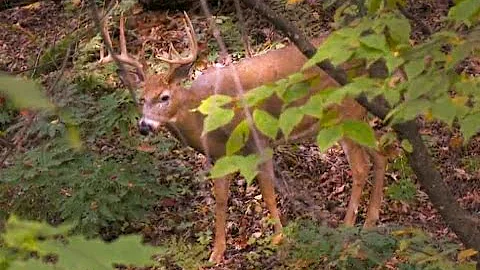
98,13,145,83
156,11,198,65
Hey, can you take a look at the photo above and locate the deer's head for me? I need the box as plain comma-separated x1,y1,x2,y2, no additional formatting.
98,12,198,135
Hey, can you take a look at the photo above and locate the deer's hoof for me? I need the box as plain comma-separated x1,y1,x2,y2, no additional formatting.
271,232,284,245
209,249,225,264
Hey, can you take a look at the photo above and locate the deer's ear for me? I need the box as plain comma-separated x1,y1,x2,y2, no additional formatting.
166,63,194,84
118,69,144,88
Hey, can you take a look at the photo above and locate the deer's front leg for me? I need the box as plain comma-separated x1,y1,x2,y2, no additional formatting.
256,160,283,244
209,176,230,263
339,138,370,226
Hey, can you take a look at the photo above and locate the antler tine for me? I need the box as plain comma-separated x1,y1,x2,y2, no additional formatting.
98,13,145,81
157,11,198,65
98,14,114,64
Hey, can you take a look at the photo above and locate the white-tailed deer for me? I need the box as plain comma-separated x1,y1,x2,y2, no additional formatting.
98,12,387,263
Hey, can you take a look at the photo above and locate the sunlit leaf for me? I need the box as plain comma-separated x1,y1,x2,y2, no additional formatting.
209,154,260,184
202,108,234,135
387,99,431,124
196,95,232,115
366,0,382,14
253,109,279,140
241,84,275,107
279,107,304,139
448,0,480,26
404,59,425,79
226,120,250,155
459,112,480,142
280,82,310,104
303,32,356,69
359,34,389,53
209,155,243,179
385,16,411,45
430,97,457,126
401,139,413,153
342,120,377,148
237,154,260,184
458,248,478,261
316,125,343,152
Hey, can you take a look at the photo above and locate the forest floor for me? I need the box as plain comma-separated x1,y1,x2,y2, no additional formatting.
0,0,479,269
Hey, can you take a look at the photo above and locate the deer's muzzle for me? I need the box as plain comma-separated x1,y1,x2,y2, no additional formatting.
138,120,152,135
138,117,160,135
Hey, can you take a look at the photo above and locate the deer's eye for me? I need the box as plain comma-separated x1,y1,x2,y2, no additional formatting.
160,94,170,102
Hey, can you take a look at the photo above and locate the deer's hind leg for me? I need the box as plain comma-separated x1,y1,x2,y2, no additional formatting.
339,138,370,226
256,159,283,244
364,149,386,228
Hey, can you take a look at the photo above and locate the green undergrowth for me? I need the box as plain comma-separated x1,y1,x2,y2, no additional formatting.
0,62,191,238
276,220,476,270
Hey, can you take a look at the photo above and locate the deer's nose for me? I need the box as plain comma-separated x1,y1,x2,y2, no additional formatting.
138,119,152,136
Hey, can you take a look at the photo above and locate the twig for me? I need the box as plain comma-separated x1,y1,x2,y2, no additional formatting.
30,44,44,78
234,0,252,58
47,43,72,95
0,137,14,148
0,142,13,167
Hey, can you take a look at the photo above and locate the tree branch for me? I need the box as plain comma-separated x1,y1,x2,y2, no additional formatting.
241,0,480,255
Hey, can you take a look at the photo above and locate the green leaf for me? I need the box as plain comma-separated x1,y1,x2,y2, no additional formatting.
253,109,279,140
448,42,480,69
39,235,158,269
301,93,325,118
430,97,457,126
359,34,389,53
241,84,275,107
9,259,55,270
196,95,232,115
448,0,480,26
401,139,413,153
460,112,480,142
316,125,343,152
342,120,377,148
280,82,310,104
387,99,431,124
404,59,425,79
366,0,382,14
209,155,243,179
209,154,260,184
303,32,355,69
279,107,304,139
287,72,307,85
383,86,401,106
226,120,250,155
237,154,260,185
0,75,54,110
406,75,436,101
202,108,234,135
385,16,411,45
384,53,405,74
341,77,381,98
